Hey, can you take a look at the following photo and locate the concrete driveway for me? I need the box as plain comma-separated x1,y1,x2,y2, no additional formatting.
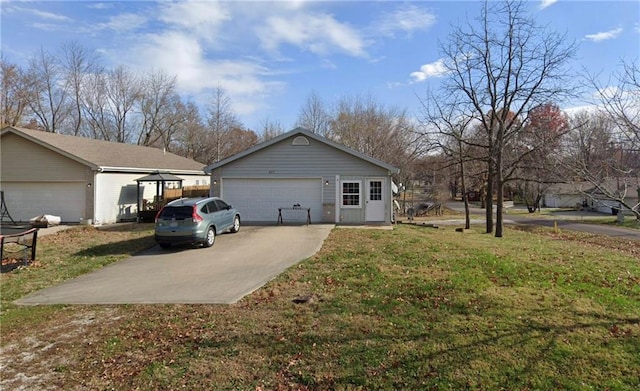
15,225,334,305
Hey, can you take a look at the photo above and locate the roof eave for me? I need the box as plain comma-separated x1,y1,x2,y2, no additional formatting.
97,166,206,175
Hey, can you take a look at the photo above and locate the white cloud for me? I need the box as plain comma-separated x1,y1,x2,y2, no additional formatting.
376,5,436,37
98,13,147,32
121,29,282,115
158,0,231,41
5,5,71,22
539,0,559,10
259,13,367,57
585,27,623,42
87,3,113,10
562,104,599,117
30,23,65,32
410,59,447,83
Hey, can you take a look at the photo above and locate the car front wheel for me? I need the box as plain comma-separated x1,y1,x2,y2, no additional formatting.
203,226,215,247
230,215,240,233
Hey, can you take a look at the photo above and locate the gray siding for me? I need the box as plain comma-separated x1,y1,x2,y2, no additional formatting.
210,134,395,224
210,135,389,207
215,136,389,177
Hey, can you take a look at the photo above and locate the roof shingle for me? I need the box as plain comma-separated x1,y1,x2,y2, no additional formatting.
2,126,205,173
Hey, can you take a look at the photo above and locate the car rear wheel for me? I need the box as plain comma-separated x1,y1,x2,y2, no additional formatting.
230,215,240,233
203,226,215,247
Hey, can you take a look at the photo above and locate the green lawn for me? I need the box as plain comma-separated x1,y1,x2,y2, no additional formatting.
1,224,639,390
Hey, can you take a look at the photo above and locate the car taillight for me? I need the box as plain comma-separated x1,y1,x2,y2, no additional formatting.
192,205,203,222
155,208,164,223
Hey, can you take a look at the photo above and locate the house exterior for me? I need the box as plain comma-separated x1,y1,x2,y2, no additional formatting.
0,126,208,224
205,127,399,225
544,180,640,214
543,182,590,208
584,179,640,215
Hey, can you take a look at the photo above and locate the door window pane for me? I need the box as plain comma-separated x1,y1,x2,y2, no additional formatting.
370,181,382,201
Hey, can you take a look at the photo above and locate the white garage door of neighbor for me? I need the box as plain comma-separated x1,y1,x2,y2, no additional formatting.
1,182,86,222
222,178,323,223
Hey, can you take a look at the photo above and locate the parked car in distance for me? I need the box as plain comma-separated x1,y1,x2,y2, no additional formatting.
154,197,240,249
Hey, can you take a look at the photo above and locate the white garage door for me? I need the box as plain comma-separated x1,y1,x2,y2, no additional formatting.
222,178,323,223
1,182,86,223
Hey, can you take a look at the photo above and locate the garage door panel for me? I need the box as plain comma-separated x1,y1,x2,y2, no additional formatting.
222,179,323,223
1,182,86,222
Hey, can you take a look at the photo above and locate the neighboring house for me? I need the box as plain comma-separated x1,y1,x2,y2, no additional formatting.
584,178,640,215
543,182,591,208
544,180,640,214
205,127,400,225
1,126,208,224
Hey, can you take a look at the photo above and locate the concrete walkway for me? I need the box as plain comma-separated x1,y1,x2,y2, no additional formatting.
15,225,334,305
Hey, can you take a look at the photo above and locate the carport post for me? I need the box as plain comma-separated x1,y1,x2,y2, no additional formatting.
136,184,140,223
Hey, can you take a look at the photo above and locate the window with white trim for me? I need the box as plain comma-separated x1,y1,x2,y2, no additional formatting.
341,180,361,208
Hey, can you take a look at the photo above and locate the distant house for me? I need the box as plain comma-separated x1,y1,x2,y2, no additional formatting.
1,126,208,224
584,179,640,215
205,127,399,225
543,182,590,208
544,180,640,214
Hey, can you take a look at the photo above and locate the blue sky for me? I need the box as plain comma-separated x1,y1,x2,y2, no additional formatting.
1,0,639,132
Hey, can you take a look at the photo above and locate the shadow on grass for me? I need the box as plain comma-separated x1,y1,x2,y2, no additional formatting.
96,223,155,233
74,236,156,258
172,307,640,388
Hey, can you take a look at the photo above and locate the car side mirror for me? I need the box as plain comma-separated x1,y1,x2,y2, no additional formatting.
227,205,232,210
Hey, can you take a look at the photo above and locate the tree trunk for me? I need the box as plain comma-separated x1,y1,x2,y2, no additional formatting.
460,160,470,230
485,162,494,234
495,181,504,237
495,143,504,238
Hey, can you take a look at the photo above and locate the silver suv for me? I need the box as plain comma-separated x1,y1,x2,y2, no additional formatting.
154,197,240,249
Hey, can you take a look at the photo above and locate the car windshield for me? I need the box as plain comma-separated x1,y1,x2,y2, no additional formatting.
159,206,192,220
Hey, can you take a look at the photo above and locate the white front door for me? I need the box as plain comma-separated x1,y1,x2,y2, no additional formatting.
365,178,385,222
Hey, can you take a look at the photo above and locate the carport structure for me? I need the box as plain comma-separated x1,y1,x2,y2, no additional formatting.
135,172,184,222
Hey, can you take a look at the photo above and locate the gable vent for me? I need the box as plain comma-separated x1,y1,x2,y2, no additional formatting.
292,136,309,146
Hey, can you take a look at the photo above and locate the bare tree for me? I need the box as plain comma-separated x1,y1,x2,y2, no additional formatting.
223,127,259,157
81,66,141,142
26,47,72,133
296,90,331,137
206,87,243,163
437,0,577,237
81,69,111,140
589,60,640,150
420,91,476,228
329,93,425,178
259,117,285,142
513,103,569,212
0,58,32,127
562,110,640,220
137,69,182,147
59,41,103,136
173,101,209,163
